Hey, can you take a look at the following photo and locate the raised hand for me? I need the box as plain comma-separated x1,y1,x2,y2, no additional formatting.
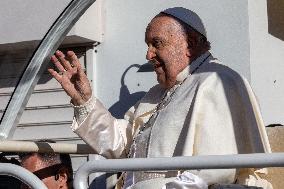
48,50,92,106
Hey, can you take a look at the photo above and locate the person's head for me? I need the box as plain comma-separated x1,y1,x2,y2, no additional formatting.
145,7,210,89
19,143,73,189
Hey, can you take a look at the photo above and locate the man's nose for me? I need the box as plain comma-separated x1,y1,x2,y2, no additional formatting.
146,47,156,60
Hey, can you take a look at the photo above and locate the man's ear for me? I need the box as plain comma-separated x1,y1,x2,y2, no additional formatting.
186,47,192,57
56,167,68,188
186,38,196,58
186,45,193,58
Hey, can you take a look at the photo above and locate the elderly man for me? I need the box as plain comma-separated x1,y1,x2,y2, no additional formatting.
19,142,73,189
49,7,271,189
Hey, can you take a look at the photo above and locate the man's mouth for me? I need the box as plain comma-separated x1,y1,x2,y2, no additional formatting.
150,60,164,69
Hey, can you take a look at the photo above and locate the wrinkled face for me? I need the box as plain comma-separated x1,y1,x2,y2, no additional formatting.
145,15,191,88
21,155,60,189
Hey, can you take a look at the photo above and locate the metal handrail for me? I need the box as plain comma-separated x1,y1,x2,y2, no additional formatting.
0,140,95,154
74,153,284,189
0,163,48,189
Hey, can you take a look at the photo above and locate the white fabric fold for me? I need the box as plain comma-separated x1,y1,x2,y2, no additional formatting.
162,171,208,189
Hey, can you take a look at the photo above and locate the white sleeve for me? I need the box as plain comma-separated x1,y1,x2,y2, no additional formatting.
71,96,97,129
71,97,134,159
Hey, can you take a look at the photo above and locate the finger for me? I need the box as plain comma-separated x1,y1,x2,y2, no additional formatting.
67,51,81,69
67,51,86,77
56,50,72,71
48,68,62,82
51,55,65,72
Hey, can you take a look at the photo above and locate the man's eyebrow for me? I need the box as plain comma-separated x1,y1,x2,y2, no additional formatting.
145,36,163,44
152,37,163,41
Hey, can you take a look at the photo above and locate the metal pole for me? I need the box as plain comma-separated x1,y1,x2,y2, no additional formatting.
0,0,97,140
0,141,95,154
0,163,48,189
74,153,284,189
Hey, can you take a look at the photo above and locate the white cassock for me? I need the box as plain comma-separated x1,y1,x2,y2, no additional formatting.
71,52,272,189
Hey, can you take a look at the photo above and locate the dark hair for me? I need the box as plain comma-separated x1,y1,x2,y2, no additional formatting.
19,140,73,185
181,22,211,52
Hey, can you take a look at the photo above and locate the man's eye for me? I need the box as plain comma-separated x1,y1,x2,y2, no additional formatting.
153,40,162,47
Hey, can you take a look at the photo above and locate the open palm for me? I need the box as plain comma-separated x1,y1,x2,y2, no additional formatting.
48,50,92,106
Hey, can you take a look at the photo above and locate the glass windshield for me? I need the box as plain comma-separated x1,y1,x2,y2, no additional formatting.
0,0,72,131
